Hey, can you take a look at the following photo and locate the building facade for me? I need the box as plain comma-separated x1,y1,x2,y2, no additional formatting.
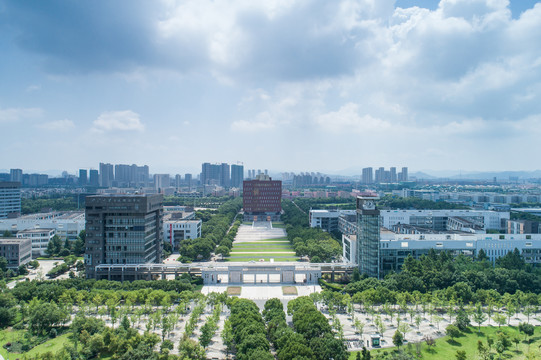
16,228,55,257
231,164,244,188
357,195,381,278
0,182,21,219
380,209,509,231
309,209,356,232
0,211,85,241
0,238,32,268
243,174,282,221
378,233,541,276
84,194,164,279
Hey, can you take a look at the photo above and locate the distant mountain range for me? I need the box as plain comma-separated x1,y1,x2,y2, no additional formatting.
408,170,541,180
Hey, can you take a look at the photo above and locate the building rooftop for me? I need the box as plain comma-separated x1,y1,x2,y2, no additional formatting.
17,228,55,234
18,211,85,220
0,238,29,244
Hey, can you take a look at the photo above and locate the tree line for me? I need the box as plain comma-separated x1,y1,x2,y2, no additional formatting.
178,197,242,262
282,200,342,262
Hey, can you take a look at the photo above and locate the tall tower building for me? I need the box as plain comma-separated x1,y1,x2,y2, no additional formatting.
356,195,380,278
390,167,397,183
79,169,88,186
154,174,170,192
0,182,21,219
231,164,244,188
184,174,192,189
84,194,164,279
401,167,408,181
99,163,114,187
9,169,23,183
89,170,99,187
361,168,373,184
220,163,230,187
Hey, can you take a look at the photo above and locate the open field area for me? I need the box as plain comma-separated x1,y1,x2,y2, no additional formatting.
350,325,541,360
228,222,298,262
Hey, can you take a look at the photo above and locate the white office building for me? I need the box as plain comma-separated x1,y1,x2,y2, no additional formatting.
309,209,356,232
380,209,509,231
16,228,56,257
0,211,85,240
163,209,201,250
378,232,541,275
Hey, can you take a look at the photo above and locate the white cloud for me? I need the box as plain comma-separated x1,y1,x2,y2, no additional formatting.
92,110,145,132
37,119,75,131
316,103,391,133
0,107,43,123
231,112,276,132
26,84,41,92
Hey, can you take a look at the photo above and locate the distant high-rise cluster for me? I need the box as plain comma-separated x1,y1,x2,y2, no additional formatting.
361,167,408,184
280,172,330,187
201,162,244,188
90,163,150,188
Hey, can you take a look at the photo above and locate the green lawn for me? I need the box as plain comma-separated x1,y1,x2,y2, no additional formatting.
271,223,286,228
0,329,71,358
349,326,541,360
232,242,291,246
225,257,298,262
230,248,295,253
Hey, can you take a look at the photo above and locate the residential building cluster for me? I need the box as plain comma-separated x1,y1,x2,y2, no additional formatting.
362,167,408,184
200,162,244,188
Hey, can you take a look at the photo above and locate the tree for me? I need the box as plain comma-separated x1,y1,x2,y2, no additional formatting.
445,324,460,342
455,350,467,360
494,313,506,328
512,336,520,350
222,320,234,356
518,322,535,341
454,307,470,331
178,338,206,360
0,293,16,327
393,330,404,349
361,346,371,360
309,333,348,360
472,304,487,333
477,340,489,360
28,301,69,335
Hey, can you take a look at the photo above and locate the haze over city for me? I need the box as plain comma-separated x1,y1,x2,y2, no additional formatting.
1,0,541,174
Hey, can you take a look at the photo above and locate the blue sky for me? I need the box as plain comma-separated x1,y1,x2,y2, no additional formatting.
1,0,540,175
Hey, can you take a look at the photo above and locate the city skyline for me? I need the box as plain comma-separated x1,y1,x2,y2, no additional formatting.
1,1,541,173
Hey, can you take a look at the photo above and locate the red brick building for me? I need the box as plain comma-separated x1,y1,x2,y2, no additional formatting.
243,174,282,221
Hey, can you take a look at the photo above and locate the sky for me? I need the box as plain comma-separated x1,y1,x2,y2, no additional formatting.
1,0,541,176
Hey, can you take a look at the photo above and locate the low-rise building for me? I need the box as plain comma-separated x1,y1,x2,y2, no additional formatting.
0,237,32,268
163,211,201,250
378,233,541,275
507,219,541,234
0,211,84,240
309,209,356,232
16,228,55,257
380,209,509,231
